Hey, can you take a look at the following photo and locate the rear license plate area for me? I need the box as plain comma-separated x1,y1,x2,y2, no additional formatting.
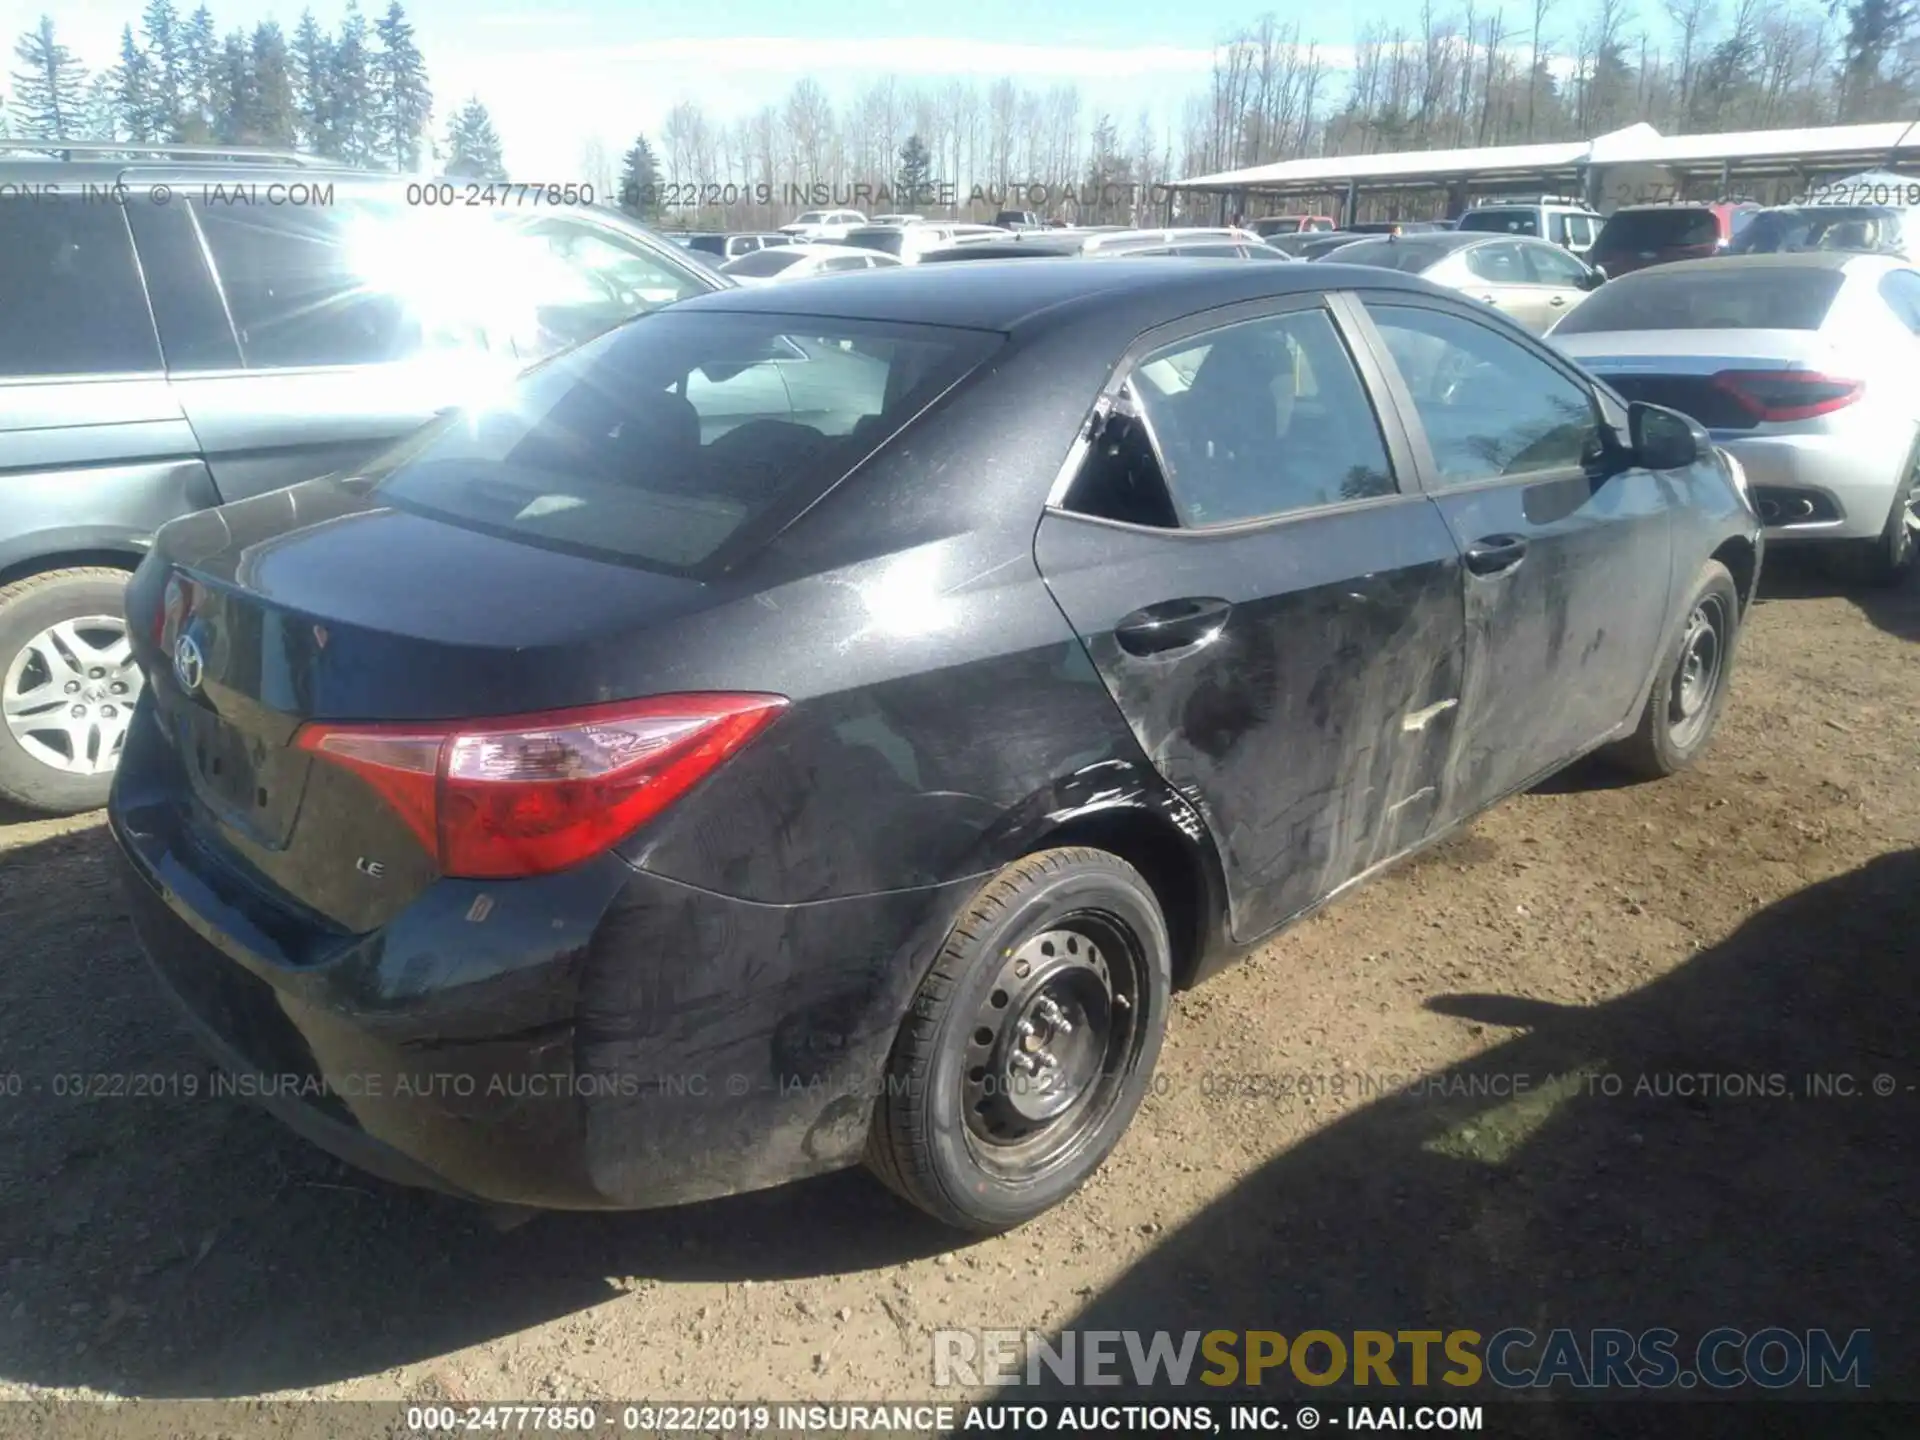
176,705,306,847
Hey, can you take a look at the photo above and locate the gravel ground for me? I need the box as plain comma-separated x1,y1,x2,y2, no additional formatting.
0,554,1914,1407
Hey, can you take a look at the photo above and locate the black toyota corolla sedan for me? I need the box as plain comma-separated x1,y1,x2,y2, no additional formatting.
109,258,1762,1232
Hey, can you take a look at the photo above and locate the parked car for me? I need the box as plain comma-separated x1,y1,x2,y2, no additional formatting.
1298,232,1371,260
1551,252,1919,584
1346,220,1452,236
842,222,1007,263
1588,202,1760,277
1319,231,1606,333
918,238,1086,262
871,213,925,225
111,257,1758,1234
0,143,721,815
1080,227,1268,253
1457,199,1604,254
778,209,868,240
718,242,905,283
993,209,1045,230
1729,203,1916,261
1089,237,1292,259
1251,215,1336,237
683,231,793,262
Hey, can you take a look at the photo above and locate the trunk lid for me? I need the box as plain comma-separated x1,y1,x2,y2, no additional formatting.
131,477,720,933
1553,331,1834,431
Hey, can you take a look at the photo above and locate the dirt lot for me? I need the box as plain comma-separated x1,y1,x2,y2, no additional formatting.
0,554,1914,1408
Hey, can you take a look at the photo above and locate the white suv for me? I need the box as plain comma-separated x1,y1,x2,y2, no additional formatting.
1457,200,1603,254
779,209,868,241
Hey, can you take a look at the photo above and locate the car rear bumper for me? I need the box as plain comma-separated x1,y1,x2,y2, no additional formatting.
109,721,979,1211
1714,427,1909,544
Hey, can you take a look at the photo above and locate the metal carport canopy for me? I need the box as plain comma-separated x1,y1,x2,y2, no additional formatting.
1173,119,1920,202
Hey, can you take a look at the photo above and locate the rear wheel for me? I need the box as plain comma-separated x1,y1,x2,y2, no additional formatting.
1828,454,1917,589
866,847,1172,1233
0,568,141,814
1606,559,1740,780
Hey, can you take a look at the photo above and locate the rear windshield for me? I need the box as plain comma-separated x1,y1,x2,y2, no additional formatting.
722,248,805,277
1320,238,1454,273
1551,266,1845,334
844,229,905,256
1596,208,1720,250
1729,206,1906,256
373,312,1000,571
1459,209,1540,237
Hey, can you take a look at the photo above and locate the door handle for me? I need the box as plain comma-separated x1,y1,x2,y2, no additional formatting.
1549,295,1568,306
1114,597,1233,656
1464,534,1528,575
1477,294,1499,304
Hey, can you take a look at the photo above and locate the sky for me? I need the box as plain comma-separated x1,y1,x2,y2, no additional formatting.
8,0,1542,182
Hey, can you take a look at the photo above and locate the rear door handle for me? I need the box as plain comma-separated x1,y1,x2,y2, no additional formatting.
1114,597,1234,656
1549,295,1568,307
1464,534,1528,575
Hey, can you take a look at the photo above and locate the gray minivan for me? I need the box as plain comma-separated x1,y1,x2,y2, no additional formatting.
0,144,722,814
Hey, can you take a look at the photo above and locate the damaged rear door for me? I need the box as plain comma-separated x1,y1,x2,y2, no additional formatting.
1036,295,1468,944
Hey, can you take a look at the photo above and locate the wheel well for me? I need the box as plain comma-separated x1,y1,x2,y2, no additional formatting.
1711,536,1758,612
1028,809,1215,991
0,549,141,591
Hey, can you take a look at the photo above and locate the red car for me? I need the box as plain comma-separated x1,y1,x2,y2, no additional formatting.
1590,202,1760,276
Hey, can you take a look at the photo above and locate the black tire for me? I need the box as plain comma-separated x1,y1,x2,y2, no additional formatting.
866,846,1172,1233
1606,559,1741,781
1827,454,1917,589
0,567,140,815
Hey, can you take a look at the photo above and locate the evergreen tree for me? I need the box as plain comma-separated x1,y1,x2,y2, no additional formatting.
896,133,933,204
115,23,156,141
372,1,431,169
249,21,297,146
9,17,88,140
619,134,660,219
290,9,333,155
176,5,217,141
211,28,255,143
329,2,375,164
1839,0,1911,119
443,95,505,178
140,0,182,138
81,69,119,142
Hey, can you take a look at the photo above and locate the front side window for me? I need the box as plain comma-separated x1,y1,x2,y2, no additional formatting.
1523,241,1594,286
373,312,999,571
1100,308,1396,528
0,197,161,378
1366,302,1601,486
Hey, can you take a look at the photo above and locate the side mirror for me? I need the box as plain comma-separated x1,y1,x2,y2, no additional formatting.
1583,264,1607,288
1628,401,1700,471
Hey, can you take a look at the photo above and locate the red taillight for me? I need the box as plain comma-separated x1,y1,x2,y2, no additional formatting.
1709,370,1864,423
295,693,787,879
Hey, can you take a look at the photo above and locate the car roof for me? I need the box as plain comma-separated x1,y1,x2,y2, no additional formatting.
674,255,1436,331
1632,251,1883,274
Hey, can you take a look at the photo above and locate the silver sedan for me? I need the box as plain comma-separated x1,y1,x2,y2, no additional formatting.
1316,231,1606,333
1551,252,1920,584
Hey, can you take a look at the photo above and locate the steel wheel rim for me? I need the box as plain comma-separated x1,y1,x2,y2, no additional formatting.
3,615,141,776
1668,595,1727,748
961,912,1147,1179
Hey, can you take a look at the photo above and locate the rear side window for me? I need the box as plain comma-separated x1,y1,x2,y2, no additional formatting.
1596,209,1721,250
845,230,905,255
724,248,805,277
372,312,1000,571
0,197,161,377
1324,238,1452,273
1552,266,1845,333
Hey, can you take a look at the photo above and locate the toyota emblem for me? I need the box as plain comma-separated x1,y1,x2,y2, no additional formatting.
173,633,205,693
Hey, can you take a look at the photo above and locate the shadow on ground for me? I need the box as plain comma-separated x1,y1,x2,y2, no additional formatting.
0,823,956,1398
1754,548,1920,643
1007,847,1919,1410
